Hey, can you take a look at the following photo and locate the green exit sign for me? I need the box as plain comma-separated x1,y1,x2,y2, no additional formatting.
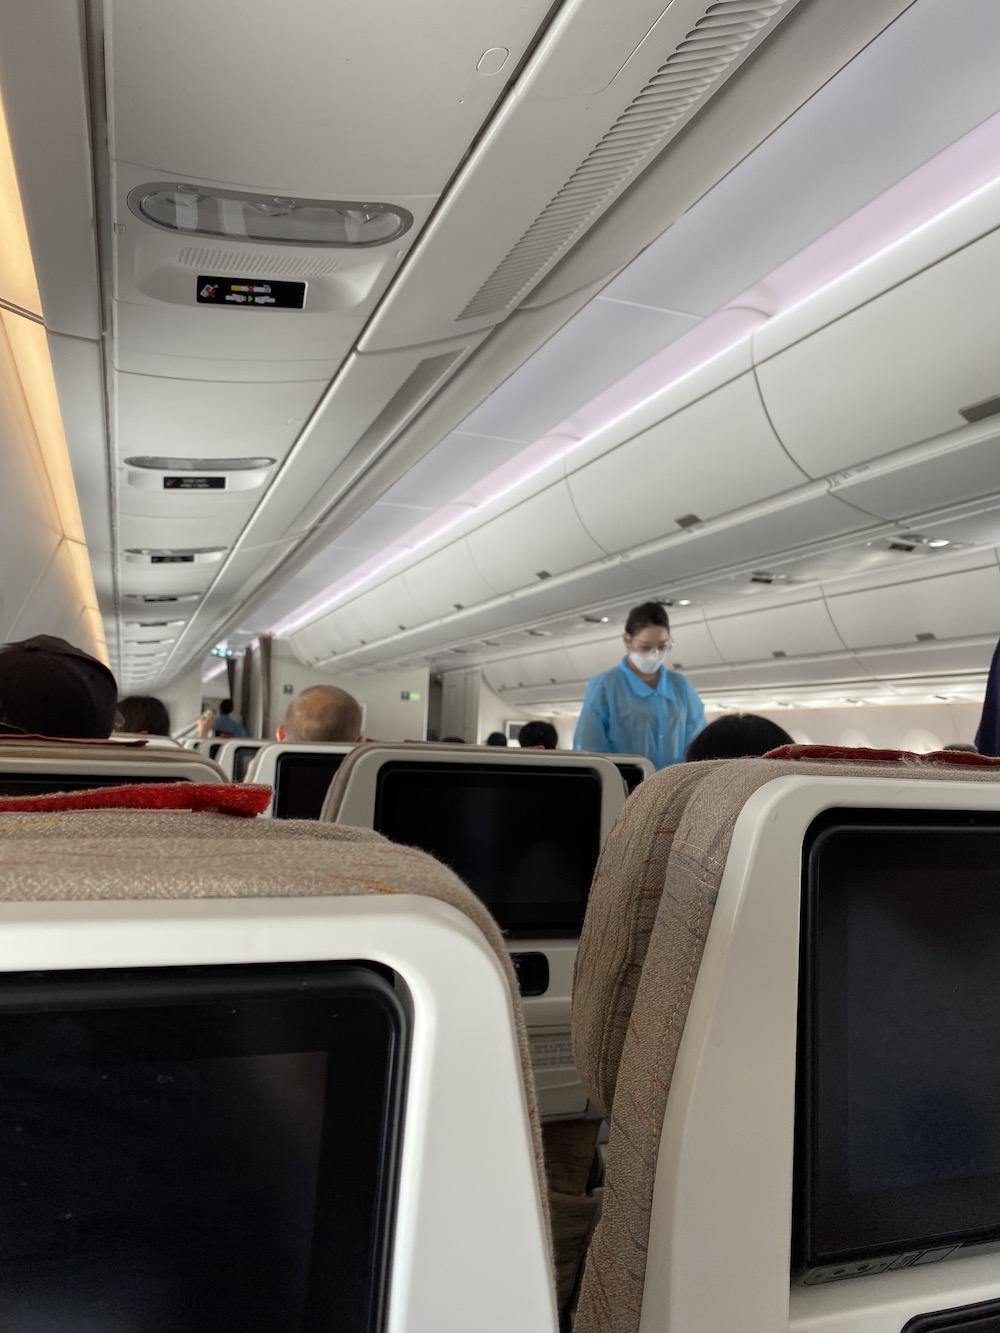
400,691,422,702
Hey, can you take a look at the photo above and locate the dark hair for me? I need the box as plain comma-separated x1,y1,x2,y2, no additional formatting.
625,601,670,637
117,695,171,736
220,698,235,715
441,736,465,743
485,731,508,746
686,713,794,763
518,720,558,750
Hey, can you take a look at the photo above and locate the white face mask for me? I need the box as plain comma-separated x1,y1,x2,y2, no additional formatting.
628,647,667,675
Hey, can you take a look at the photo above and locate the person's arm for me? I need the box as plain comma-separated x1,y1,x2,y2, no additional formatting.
574,679,611,753
682,680,707,753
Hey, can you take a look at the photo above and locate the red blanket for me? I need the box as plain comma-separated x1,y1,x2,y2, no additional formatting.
766,744,1000,768
0,783,271,817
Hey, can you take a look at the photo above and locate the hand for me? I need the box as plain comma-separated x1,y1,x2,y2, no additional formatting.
196,709,215,739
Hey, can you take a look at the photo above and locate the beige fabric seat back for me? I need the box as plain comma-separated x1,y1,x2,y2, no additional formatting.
0,807,556,1332
574,753,1000,1333
0,739,225,789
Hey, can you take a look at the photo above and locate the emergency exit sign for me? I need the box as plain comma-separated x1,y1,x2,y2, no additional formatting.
400,691,422,701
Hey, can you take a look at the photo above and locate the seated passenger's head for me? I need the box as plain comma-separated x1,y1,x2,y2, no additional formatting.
0,635,118,739
485,731,508,747
276,685,363,743
116,695,171,736
219,698,236,716
686,713,794,762
517,720,558,750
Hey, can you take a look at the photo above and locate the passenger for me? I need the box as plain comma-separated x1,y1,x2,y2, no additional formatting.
573,600,705,770
685,713,794,762
212,698,248,738
116,695,171,736
975,637,1000,756
0,634,117,739
276,685,363,743
517,720,558,750
485,731,508,747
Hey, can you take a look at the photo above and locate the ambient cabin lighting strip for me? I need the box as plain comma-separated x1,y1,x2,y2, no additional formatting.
0,87,106,662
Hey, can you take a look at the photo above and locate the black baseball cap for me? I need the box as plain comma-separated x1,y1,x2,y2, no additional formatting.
0,635,119,739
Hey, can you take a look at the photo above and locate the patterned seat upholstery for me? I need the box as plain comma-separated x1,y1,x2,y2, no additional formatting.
573,750,1000,1333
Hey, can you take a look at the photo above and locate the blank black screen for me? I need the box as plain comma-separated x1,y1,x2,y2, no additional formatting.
616,763,645,794
0,964,404,1332
233,745,260,782
799,812,1000,1269
373,761,603,935
274,753,347,820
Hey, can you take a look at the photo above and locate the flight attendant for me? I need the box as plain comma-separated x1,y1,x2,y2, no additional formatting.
573,601,705,769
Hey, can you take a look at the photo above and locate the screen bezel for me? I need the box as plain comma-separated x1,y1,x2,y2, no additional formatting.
371,759,604,936
0,962,407,1332
233,744,260,782
796,808,1000,1272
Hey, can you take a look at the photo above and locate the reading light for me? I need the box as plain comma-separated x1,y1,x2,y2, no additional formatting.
926,537,951,548
128,183,412,248
676,599,692,607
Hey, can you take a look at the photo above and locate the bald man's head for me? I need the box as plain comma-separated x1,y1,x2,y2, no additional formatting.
277,685,363,743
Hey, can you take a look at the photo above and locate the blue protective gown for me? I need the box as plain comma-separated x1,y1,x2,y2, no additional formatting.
573,656,706,770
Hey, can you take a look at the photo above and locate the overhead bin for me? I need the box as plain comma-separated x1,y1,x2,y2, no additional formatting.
621,490,870,587
825,560,1000,650
754,206,1000,477
829,423,1000,522
706,594,844,663
466,482,609,591
566,369,805,553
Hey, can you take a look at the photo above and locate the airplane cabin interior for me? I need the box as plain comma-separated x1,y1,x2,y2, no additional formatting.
0,2,998,1330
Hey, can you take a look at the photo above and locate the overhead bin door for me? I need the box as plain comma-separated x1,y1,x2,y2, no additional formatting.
466,483,608,592
567,372,805,553
755,223,1000,477
825,562,1000,650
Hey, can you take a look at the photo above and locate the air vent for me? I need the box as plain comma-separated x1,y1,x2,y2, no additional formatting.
126,455,275,493
178,245,342,277
132,620,185,629
959,394,1000,424
772,650,787,659
454,603,464,611
483,640,502,647
915,631,937,642
675,513,703,530
888,540,916,553
750,571,775,585
527,629,553,637
458,0,793,319
536,570,552,581
124,548,226,565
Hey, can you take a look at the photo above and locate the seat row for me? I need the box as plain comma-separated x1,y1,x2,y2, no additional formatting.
0,741,997,1328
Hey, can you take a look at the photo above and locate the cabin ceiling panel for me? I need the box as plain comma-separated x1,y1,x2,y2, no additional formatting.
106,0,548,195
